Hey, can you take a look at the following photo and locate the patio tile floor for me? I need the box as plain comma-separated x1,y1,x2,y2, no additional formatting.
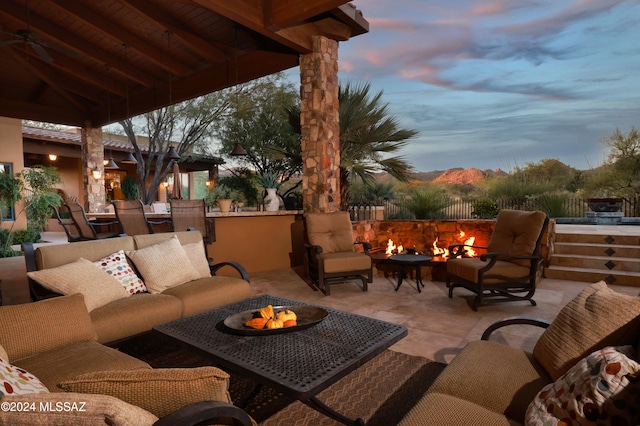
2,227,639,365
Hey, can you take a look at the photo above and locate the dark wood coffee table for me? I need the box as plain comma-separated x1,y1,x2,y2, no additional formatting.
388,254,432,293
153,294,407,425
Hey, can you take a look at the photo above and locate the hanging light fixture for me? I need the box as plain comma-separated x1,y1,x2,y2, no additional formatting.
229,26,247,157
104,65,119,170
121,152,138,164
166,145,181,161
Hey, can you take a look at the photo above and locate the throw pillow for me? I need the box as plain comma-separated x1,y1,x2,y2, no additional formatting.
58,367,232,418
94,250,147,294
526,346,640,426
26,258,130,312
533,281,640,381
0,343,8,363
0,358,49,396
126,236,200,294
0,392,158,426
182,241,211,278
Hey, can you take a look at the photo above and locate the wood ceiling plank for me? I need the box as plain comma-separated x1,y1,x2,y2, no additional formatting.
0,1,155,88
0,96,86,127
8,49,88,113
46,0,192,77
120,0,227,64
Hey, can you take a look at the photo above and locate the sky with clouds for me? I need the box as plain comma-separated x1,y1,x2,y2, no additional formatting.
295,0,640,172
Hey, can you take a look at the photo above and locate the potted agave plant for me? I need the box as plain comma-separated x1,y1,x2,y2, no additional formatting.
257,172,281,212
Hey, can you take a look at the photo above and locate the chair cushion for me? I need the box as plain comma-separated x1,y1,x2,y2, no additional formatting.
398,392,518,426
27,258,130,312
427,340,550,422
526,346,640,426
162,276,252,317
533,281,640,381
306,212,356,254
320,251,372,274
0,357,49,396
486,210,547,267
59,367,232,418
14,340,151,392
0,392,158,426
126,236,200,293
89,293,184,344
0,294,97,361
446,258,530,284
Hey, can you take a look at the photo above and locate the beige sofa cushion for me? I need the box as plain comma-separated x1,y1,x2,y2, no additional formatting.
533,281,640,381
34,236,136,269
89,293,183,344
162,275,253,317
427,340,550,422
0,356,49,395
27,258,130,312
486,210,547,267
0,342,8,362
0,392,158,426
126,236,200,293
399,392,519,426
182,241,211,278
14,340,150,392
0,294,97,361
306,212,356,254
59,367,232,418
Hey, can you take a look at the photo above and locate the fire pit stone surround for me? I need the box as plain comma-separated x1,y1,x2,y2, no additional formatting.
352,219,555,278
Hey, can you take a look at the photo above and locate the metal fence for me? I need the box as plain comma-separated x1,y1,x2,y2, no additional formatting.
349,196,640,221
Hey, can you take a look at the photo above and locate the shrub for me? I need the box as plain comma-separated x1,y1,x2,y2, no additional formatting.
12,228,38,244
471,199,500,219
406,186,451,219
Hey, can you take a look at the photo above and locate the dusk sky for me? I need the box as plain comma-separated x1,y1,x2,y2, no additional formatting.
290,0,640,172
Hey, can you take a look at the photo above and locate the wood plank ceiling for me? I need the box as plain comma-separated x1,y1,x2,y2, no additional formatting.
0,0,368,127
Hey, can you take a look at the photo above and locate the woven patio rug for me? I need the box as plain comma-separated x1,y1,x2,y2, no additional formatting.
118,333,445,424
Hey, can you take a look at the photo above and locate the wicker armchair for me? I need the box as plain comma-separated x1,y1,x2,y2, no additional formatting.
50,204,81,242
446,209,549,311
113,200,169,236
304,211,373,295
65,200,119,241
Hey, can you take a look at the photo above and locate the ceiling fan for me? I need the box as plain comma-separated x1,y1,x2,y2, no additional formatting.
0,0,75,63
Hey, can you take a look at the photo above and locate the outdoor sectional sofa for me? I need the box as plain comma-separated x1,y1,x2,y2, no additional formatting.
398,280,640,425
22,231,252,343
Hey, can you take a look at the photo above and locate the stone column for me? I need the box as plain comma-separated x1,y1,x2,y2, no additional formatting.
300,36,340,213
81,123,106,212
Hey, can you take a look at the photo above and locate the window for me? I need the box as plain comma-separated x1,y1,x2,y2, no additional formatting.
1,163,15,221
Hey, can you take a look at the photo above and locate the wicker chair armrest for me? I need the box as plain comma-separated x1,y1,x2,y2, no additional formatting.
89,220,118,228
147,218,172,225
481,316,551,340
209,261,250,282
153,400,253,426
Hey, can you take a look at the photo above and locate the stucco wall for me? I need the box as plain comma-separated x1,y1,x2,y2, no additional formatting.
0,117,26,230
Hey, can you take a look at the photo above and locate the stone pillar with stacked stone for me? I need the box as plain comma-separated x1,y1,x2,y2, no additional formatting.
299,36,340,214
81,124,106,213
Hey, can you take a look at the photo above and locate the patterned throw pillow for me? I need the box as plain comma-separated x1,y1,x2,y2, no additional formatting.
0,357,49,396
526,346,640,426
94,250,147,294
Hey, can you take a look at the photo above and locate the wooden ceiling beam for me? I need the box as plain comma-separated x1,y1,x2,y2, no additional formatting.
120,0,227,65
263,0,348,30
0,2,155,88
46,54,128,99
45,0,191,77
8,49,89,113
0,97,86,127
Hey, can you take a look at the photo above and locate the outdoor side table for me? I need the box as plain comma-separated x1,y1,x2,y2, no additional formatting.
388,254,432,293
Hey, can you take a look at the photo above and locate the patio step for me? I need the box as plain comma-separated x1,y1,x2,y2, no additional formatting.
545,228,640,287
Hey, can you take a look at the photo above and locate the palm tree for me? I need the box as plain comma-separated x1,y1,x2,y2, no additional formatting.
286,81,417,210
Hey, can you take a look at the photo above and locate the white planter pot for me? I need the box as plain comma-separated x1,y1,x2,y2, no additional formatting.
218,199,232,213
264,188,280,211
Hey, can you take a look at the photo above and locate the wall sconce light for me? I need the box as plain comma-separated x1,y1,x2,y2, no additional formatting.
92,169,102,180
163,181,169,188
205,180,211,187
48,154,57,161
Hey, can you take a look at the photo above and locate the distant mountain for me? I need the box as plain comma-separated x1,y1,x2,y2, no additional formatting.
433,168,507,185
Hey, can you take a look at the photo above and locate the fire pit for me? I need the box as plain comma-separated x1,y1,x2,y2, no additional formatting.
587,198,623,212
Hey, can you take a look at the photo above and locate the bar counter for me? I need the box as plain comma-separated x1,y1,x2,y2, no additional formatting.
88,210,306,274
